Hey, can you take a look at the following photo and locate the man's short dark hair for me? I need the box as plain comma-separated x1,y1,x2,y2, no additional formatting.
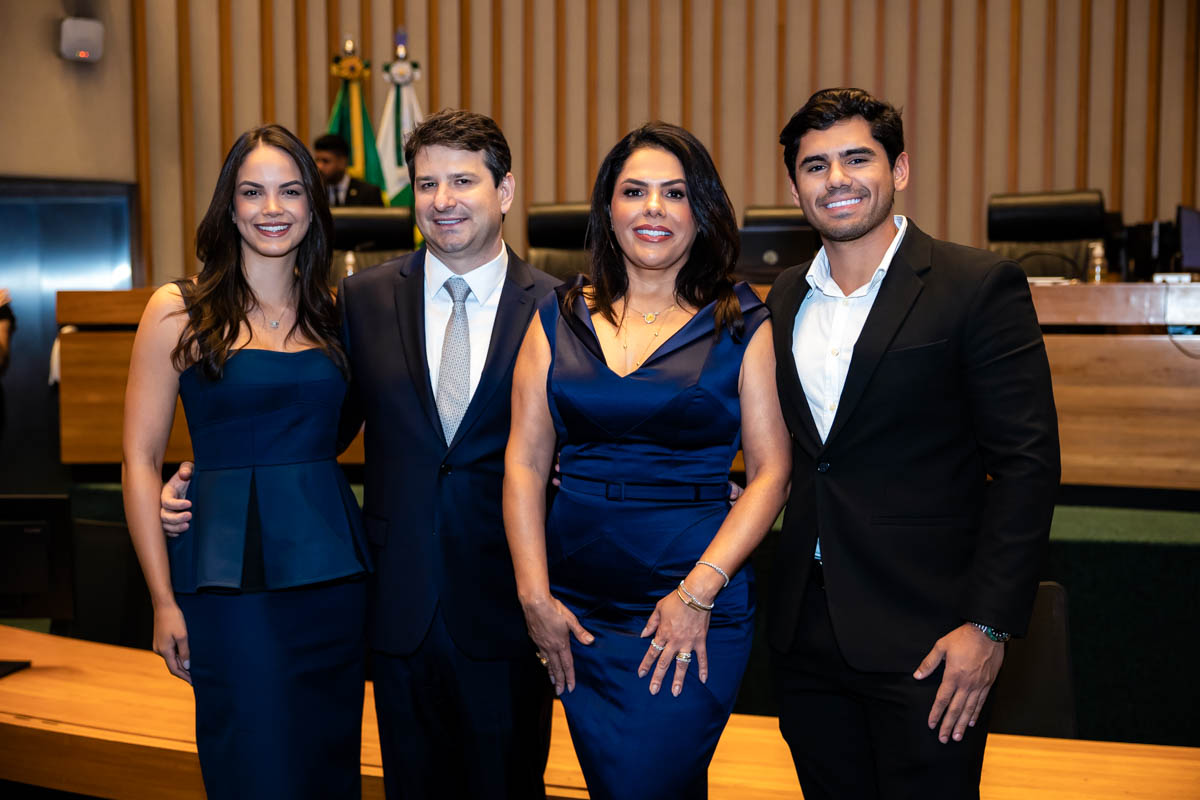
779,88,905,181
313,133,349,158
403,110,512,187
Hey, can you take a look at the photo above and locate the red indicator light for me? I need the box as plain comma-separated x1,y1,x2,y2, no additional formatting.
77,50,89,58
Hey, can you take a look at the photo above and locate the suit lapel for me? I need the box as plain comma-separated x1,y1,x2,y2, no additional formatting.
822,223,932,446
774,263,823,453
445,247,538,452
393,249,444,437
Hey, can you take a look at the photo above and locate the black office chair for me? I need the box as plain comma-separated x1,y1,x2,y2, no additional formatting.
743,206,809,230
527,203,592,283
989,581,1077,738
987,190,1107,279
737,207,821,283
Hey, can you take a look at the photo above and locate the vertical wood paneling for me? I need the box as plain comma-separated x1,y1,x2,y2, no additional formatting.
132,0,152,284
1007,0,1021,192
219,0,234,154
493,0,505,127
555,0,566,201
428,0,440,110
295,0,310,144
972,0,988,245
586,0,598,184
618,0,629,135
395,0,405,26
1110,0,1128,211
712,0,723,165
650,0,661,120
875,0,887,93
360,0,372,118
522,0,534,214
1043,0,1057,184
745,0,755,206
177,0,196,275
907,1,920,157
1144,0,1163,220
1076,0,1092,188
809,0,821,95
327,0,341,108
776,0,788,204
938,0,953,238
261,0,276,122
842,0,853,80
460,0,472,110
1185,0,1199,208
682,0,693,129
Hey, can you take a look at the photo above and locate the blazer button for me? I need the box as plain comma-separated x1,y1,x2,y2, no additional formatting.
816,462,830,473
439,463,452,475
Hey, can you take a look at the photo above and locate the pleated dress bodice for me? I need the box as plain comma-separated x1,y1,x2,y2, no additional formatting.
168,348,368,593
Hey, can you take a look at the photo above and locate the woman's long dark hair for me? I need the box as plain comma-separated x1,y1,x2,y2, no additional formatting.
171,124,346,380
571,121,743,336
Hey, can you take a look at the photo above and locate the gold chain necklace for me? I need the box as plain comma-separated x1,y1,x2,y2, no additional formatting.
626,302,677,324
620,306,675,369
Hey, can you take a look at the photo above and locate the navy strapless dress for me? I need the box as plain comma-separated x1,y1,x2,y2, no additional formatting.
539,281,769,800
171,349,369,800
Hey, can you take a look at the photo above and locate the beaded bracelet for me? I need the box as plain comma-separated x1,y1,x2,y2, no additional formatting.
677,580,715,612
696,560,730,588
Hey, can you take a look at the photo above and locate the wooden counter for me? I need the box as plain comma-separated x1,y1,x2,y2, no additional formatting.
3,625,1199,799
57,284,1200,489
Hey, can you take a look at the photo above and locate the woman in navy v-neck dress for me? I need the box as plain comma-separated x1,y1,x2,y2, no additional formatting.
123,125,368,799
505,123,792,799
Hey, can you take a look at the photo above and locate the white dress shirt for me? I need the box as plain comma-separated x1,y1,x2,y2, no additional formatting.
792,215,907,560
424,243,509,400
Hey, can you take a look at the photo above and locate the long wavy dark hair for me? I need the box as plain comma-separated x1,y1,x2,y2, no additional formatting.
171,124,346,380
570,122,743,336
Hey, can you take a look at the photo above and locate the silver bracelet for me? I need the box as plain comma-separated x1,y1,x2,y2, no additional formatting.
696,560,730,588
677,580,715,611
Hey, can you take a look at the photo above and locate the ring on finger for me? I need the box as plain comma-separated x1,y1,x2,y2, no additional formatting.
650,639,666,652
675,651,693,663
535,651,549,667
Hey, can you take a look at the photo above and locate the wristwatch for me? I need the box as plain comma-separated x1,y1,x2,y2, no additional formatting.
970,622,1011,643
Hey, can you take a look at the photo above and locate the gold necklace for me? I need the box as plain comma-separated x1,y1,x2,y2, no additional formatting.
620,306,674,369
626,302,677,324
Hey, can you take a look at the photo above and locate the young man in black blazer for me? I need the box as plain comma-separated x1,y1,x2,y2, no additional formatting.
314,133,385,207
765,88,1061,799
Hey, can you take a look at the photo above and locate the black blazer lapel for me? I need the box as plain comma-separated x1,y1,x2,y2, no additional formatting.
773,264,823,453
823,224,932,446
445,247,537,452
393,249,444,438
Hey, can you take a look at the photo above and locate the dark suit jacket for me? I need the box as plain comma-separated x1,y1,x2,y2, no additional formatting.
338,248,560,659
765,221,1061,673
342,177,384,207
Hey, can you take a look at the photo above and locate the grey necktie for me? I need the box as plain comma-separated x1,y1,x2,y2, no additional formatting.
435,276,472,443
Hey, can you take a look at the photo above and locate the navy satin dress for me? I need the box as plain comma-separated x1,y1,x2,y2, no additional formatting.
539,281,769,800
170,348,369,799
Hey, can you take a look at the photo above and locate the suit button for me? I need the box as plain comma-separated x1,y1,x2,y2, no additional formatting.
439,463,451,475
816,462,830,473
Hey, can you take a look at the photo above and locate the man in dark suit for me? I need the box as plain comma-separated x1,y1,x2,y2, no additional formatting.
336,109,558,799
163,112,558,798
314,133,385,207
765,88,1060,799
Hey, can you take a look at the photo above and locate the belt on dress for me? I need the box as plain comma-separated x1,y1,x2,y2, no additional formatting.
559,474,730,502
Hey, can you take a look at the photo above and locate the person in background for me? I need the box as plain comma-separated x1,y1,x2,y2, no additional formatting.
314,133,384,207
766,87,1060,800
504,121,791,799
124,124,368,799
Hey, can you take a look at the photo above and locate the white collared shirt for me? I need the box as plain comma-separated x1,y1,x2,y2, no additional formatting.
793,215,907,562
424,243,509,399
329,173,352,206
791,215,908,444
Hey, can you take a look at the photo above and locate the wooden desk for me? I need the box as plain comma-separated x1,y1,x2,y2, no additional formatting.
3,625,1199,799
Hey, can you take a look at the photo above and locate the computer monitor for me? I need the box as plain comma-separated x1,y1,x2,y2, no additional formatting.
1177,205,1200,270
735,226,822,284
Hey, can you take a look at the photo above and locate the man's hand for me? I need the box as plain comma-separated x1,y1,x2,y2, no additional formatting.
914,623,1004,744
161,461,194,536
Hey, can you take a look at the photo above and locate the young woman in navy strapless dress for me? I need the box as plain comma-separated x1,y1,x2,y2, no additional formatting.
123,125,368,799
505,122,792,799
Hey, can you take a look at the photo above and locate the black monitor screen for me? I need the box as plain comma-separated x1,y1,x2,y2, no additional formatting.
1179,205,1200,270
736,227,823,284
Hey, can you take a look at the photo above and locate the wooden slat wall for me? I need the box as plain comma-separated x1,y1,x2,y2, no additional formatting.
130,0,1200,286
